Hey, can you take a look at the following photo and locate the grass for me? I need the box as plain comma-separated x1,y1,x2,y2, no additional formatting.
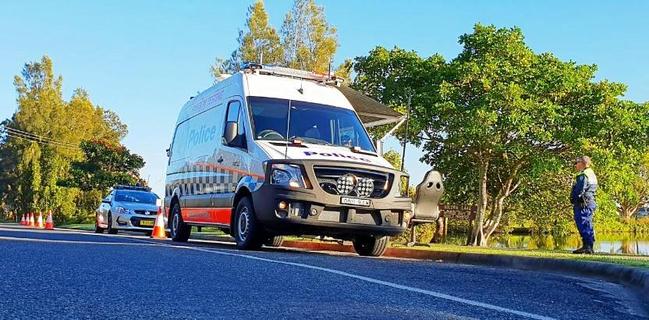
391,242,649,269
54,223,649,269
57,223,95,231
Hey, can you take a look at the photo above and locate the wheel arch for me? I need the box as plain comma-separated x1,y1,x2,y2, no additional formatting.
230,186,253,233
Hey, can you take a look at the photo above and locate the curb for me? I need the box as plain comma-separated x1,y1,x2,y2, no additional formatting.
282,240,649,296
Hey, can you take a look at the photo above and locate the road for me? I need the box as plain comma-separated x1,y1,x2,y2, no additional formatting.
0,224,646,320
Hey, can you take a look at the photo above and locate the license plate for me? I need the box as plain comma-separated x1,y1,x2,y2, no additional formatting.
340,197,371,207
139,220,154,227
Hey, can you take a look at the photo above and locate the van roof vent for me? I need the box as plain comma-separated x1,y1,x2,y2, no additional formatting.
242,63,342,86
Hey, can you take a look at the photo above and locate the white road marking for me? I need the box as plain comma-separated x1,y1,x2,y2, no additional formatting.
175,245,556,320
0,229,555,320
0,236,160,247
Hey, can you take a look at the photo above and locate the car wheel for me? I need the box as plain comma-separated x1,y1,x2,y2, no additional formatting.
94,218,105,234
106,213,118,234
233,197,263,250
170,202,191,242
264,235,284,247
353,235,389,257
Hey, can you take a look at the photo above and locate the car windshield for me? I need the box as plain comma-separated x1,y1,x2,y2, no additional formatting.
248,96,375,152
114,191,157,204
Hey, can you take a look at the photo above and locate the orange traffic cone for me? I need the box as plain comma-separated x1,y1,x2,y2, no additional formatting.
150,208,166,239
29,213,35,227
45,210,54,230
20,214,26,225
37,212,44,229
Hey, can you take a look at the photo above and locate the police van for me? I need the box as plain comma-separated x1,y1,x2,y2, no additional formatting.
164,64,411,256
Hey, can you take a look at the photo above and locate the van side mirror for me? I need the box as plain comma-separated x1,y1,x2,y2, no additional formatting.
165,147,171,158
224,121,238,146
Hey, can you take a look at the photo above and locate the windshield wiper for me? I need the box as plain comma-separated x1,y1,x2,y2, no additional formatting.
289,136,332,146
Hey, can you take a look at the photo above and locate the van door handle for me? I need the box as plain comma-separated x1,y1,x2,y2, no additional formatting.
217,156,223,163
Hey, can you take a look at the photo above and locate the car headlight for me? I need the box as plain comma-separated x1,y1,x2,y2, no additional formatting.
398,175,410,197
270,164,308,188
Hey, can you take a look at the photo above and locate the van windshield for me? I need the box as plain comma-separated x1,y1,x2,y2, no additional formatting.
248,97,375,152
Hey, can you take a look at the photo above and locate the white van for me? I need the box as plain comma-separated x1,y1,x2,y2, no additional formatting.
164,65,411,256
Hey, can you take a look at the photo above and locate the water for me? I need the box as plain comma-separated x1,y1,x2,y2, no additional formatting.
441,233,649,255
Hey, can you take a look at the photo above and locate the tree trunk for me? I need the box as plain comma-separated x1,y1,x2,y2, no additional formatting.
469,161,489,246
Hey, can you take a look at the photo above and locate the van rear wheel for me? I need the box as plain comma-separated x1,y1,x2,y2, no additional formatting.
233,197,263,250
353,236,389,257
170,202,191,242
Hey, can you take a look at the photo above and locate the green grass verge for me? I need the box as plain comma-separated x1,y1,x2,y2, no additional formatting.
58,223,95,231
391,242,649,269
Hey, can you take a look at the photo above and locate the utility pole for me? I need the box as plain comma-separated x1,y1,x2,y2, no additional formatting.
400,93,412,172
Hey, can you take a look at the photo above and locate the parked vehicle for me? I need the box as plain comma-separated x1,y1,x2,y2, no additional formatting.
637,206,649,219
95,185,162,234
164,65,410,256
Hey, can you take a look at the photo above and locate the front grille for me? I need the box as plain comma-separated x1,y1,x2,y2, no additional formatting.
313,166,393,198
134,210,155,216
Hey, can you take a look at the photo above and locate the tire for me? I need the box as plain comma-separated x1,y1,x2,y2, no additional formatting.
170,202,191,242
353,236,389,257
264,235,284,247
233,197,264,250
94,218,105,234
106,213,118,234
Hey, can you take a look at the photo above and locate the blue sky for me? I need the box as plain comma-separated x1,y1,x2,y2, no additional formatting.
1,0,648,196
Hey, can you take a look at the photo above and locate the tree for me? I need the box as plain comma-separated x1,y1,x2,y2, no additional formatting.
211,0,283,80
239,0,284,65
595,149,649,221
382,149,402,171
352,46,445,141
281,0,338,73
353,25,645,246
59,140,145,193
1,56,129,223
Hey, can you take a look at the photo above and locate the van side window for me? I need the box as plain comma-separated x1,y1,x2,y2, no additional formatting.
224,100,246,149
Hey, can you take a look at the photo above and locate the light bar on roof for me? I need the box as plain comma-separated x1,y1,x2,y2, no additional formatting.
243,64,342,85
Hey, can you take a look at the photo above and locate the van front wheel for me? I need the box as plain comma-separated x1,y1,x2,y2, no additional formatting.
353,236,389,257
170,202,191,242
233,197,263,250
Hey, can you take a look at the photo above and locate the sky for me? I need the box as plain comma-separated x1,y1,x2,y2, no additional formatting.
1,0,648,196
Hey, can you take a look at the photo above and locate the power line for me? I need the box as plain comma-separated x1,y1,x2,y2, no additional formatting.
3,126,78,147
4,133,79,150
1,125,79,147
4,132,79,150
2,130,79,150
4,130,78,148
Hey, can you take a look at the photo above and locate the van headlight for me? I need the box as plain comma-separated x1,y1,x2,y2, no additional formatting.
270,164,307,188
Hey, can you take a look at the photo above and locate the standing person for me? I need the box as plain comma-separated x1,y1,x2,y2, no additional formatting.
570,156,598,254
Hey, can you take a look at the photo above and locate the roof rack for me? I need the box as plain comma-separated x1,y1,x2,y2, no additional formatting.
241,63,343,86
114,185,151,192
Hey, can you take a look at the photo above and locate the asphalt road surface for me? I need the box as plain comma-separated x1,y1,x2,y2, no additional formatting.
0,224,647,320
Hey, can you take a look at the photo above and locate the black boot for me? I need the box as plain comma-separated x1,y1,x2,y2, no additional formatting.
572,246,588,254
584,244,594,254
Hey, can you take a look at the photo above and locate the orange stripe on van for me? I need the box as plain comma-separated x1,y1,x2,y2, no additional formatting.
194,161,265,180
182,207,232,225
